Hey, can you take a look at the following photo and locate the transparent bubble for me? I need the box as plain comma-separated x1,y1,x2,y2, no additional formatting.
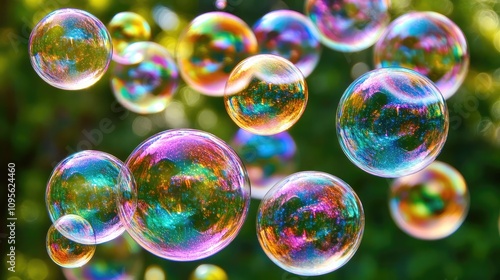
224,54,308,135
253,10,321,77
111,42,180,114
257,171,364,276
336,68,448,178
108,12,151,62
231,129,297,199
190,264,228,280
374,11,469,99
62,232,143,280
176,12,258,96
389,161,469,240
46,150,136,244
119,129,251,261
305,0,390,52
29,8,112,90
46,214,96,268
215,0,227,10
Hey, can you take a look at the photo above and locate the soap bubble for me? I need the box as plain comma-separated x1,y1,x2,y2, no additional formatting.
253,10,321,77
46,150,136,244
224,54,308,135
389,161,469,240
190,264,228,280
231,129,297,199
305,0,390,52
46,214,96,268
257,171,364,276
119,129,251,261
111,42,180,114
108,12,151,62
176,12,258,96
62,232,143,280
215,0,227,10
29,8,112,90
336,68,448,178
374,11,469,99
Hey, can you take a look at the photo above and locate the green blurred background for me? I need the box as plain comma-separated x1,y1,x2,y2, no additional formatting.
1,0,499,279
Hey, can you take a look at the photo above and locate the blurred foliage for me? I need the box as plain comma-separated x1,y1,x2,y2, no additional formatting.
1,0,499,279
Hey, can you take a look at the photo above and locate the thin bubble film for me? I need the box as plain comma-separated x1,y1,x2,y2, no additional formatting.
305,0,390,52
46,214,96,268
46,150,136,244
253,10,321,77
374,11,469,99
224,54,308,135
336,68,449,178
389,161,469,240
111,42,180,114
120,129,251,261
231,129,297,199
190,264,228,280
257,171,364,276
108,12,151,61
29,8,112,90
176,12,258,96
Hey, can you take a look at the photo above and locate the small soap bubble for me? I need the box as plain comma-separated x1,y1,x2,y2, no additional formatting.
29,8,112,90
176,12,258,96
46,214,96,268
119,129,251,261
337,68,449,178
389,161,469,240
231,129,297,199
111,42,180,114
374,11,469,99
253,10,321,77
305,0,390,52
215,0,227,10
46,150,136,244
257,171,364,276
190,264,228,280
108,12,151,62
224,54,308,135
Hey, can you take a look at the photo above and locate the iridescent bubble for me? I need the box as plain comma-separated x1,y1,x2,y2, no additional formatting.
389,161,469,240
253,10,321,77
46,214,96,268
305,0,390,52
257,171,364,276
190,264,228,280
224,54,308,135
176,12,258,96
29,8,112,90
108,12,151,62
215,0,227,10
231,129,297,199
336,68,449,178
119,129,251,261
46,150,136,244
62,232,143,280
111,42,180,114
374,11,469,99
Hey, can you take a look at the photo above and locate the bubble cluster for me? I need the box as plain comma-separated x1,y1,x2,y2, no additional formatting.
190,264,228,280
389,161,469,240
46,214,96,268
257,171,364,276
374,11,469,99
305,0,390,52
119,129,251,261
224,54,308,135
231,129,297,199
337,68,449,178
111,42,180,114
253,10,321,77
46,150,136,244
177,12,258,96
62,232,143,280
108,12,151,61
29,8,112,90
